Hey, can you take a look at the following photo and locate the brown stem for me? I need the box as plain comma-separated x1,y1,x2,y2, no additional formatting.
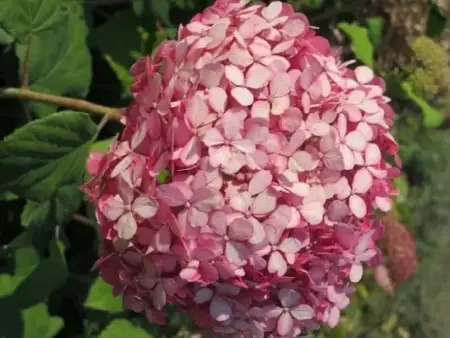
72,213,98,227
0,87,122,120
21,36,33,121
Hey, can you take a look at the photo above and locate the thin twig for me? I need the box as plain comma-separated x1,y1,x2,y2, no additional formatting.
72,213,98,227
0,87,122,120
97,114,110,132
21,35,33,121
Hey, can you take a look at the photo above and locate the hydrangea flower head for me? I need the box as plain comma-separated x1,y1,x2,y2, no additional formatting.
84,1,400,337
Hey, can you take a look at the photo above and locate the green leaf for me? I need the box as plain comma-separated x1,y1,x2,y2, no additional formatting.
0,302,64,338
0,26,13,44
84,277,123,314
132,0,145,16
0,239,67,308
367,17,384,48
0,111,97,201
91,137,114,154
401,82,444,128
92,10,148,99
338,22,374,67
1,0,67,38
21,185,83,230
21,303,64,338
151,0,171,26
0,247,39,297
0,191,19,201
5,0,92,117
99,319,153,338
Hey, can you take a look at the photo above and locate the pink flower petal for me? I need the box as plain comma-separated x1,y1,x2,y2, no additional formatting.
153,282,166,310
327,200,349,221
251,190,277,216
349,263,363,282
277,311,293,336
208,87,227,114
249,170,273,195
103,196,125,221
268,251,288,276
156,182,193,207
203,128,225,147
132,195,158,219
194,288,213,304
249,37,272,59
249,218,266,244
232,139,256,153
225,64,245,86
231,87,254,106
290,305,314,321
246,63,273,89
272,39,295,54
209,146,232,167
210,296,232,322
228,218,254,241
154,225,171,253
352,168,373,194
180,136,201,166
289,151,315,172
228,43,253,67
345,130,367,151
279,237,304,253
261,1,282,21
251,100,270,120
282,14,307,37
365,143,381,166
355,66,374,84
210,211,228,236
324,148,345,171
270,73,291,97
187,94,209,128
349,195,366,218
226,241,251,265
117,212,137,240
301,202,324,225
191,187,224,212
327,307,340,328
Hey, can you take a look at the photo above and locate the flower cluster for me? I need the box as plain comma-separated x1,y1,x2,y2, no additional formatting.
84,1,400,337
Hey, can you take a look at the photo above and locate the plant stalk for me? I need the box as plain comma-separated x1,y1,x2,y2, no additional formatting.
0,87,122,120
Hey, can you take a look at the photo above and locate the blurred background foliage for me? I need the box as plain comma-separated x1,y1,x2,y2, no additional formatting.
1,0,450,337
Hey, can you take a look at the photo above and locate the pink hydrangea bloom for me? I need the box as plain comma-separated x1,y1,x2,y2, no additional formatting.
83,1,400,337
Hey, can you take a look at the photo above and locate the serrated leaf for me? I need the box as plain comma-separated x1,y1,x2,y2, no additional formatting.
5,0,92,117
1,0,67,38
338,22,374,67
0,111,97,201
84,277,123,314
367,17,384,47
99,319,153,338
401,82,444,128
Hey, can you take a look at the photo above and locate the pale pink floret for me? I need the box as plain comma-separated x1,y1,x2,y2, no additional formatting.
84,0,400,336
